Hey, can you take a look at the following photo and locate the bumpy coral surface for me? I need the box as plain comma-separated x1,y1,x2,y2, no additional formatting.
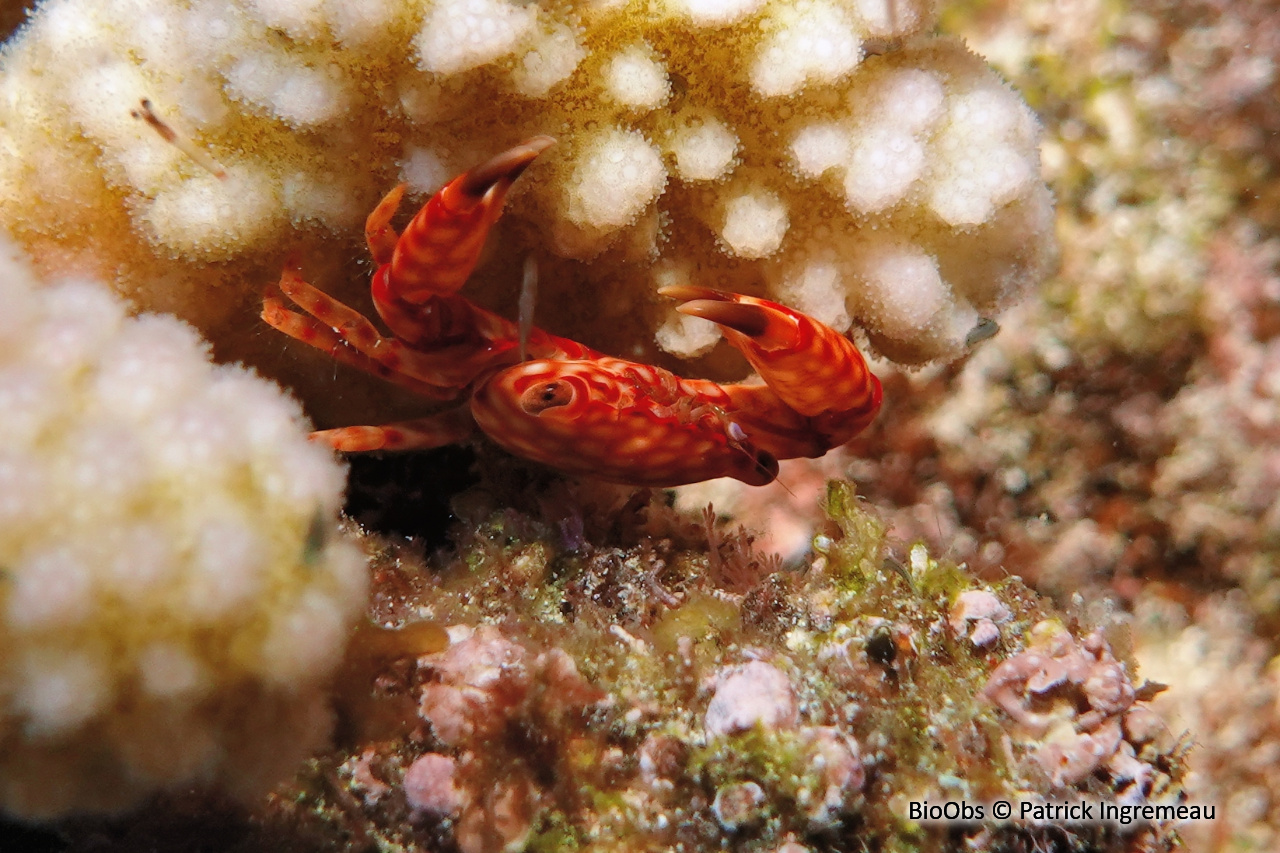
0,0,1053,427
0,237,368,818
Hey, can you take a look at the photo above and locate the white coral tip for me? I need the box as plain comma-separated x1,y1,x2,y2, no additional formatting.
720,190,789,258
750,1,862,97
669,119,738,182
415,0,537,74
566,129,667,230
604,45,670,109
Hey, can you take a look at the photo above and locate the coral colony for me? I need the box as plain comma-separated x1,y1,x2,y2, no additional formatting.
0,0,1052,402
0,236,367,816
0,0,1206,851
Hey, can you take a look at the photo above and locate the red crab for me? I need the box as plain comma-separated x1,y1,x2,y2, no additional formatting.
262,137,882,488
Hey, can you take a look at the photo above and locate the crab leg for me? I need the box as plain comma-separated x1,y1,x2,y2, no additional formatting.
278,261,389,351
364,183,406,264
262,295,456,400
266,263,517,395
311,408,477,452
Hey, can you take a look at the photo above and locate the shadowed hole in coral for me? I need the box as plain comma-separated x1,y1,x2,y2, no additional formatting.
0,818,64,853
865,627,897,667
344,446,479,542
43,793,327,853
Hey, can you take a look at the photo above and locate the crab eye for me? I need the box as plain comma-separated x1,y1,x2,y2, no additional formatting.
519,380,573,415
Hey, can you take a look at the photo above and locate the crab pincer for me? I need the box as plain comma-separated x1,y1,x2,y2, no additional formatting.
661,285,881,423
659,286,883,452
373,135,556,300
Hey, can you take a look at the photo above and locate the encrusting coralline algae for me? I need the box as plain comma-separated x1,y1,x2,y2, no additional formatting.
250,481,1184,853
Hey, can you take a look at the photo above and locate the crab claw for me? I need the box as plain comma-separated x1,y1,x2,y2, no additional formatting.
660,286,880,427
386,136,556,301
456,135,556,201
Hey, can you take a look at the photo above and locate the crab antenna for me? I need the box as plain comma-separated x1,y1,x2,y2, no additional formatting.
518,255,538,363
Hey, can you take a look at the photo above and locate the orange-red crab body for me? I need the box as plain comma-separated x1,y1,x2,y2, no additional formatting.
263,138,882,488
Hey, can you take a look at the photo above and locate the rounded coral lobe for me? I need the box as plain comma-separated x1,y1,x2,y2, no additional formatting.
0,239,368,819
